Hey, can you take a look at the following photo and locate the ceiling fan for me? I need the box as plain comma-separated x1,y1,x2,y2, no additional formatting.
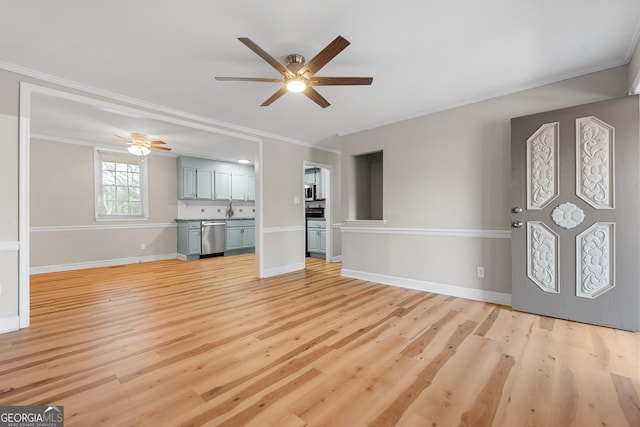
215,35,373,108
114,133,172,156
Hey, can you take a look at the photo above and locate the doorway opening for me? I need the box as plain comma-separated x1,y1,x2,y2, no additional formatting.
303,162,331,266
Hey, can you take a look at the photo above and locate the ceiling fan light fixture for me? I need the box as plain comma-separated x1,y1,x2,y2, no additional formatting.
286,78,306,93
128,144,151,156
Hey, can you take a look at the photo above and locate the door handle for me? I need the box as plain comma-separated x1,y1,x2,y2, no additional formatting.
511,220,523,228
512,207,523,213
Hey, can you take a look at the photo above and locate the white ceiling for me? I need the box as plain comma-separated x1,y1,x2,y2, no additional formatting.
2,1,640,155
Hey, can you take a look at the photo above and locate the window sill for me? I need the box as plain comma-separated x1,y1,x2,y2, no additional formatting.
95,217,150,222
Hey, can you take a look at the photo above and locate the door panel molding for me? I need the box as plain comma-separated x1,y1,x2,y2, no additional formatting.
527,221,559,293
576,222,615,299
526,122,559,210
576,116,615,209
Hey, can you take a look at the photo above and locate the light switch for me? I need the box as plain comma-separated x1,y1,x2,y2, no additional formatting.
293,196,300,204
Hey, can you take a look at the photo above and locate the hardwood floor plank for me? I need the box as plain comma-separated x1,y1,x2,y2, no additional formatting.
0,255,636,426
368,320,478,426
610,373,640,427
459,353,516,426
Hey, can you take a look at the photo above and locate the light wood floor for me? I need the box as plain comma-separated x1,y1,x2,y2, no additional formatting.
1,255,638,426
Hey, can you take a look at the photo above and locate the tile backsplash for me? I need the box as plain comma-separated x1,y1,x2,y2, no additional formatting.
178,200,256,219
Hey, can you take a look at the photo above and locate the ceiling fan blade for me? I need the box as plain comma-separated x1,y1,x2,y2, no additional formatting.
151,146,172,151
114,134,131,142
311,77,373,86
238,37,293,78
149,140,166,145
260,86,288,106
215,77,283,83
303,87,330,108
298,36,350,77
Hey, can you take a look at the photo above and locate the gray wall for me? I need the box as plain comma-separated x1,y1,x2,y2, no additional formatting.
340,66,630,302
262,137,340,273
30,138,178,270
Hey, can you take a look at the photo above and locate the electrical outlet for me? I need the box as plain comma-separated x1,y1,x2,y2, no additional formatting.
293,196,300,204
477,266,485,279
140,243,146,250
0,280,2,295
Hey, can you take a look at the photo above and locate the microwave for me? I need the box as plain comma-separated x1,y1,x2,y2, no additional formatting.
304,184,316,201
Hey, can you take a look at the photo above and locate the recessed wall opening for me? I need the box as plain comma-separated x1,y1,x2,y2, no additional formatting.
353,150,383,220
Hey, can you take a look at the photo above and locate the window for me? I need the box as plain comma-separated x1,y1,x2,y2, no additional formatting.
94,149,148,220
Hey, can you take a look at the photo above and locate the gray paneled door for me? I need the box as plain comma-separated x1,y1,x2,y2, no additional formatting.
510,96,639,331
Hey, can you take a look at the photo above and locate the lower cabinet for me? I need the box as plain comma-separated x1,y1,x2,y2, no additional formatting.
307,219,326,257
225,220,255,253
177,221,201,260
178,219,256,260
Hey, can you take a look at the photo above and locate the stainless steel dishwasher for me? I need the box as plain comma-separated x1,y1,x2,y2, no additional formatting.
201,221,226,257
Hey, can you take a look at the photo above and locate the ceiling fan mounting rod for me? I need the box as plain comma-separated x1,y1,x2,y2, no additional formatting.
286,54,305,73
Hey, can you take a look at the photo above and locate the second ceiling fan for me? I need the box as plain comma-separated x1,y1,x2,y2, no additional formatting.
216,36,373,108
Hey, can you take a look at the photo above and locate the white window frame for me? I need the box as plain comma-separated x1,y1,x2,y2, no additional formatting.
94,147,149,221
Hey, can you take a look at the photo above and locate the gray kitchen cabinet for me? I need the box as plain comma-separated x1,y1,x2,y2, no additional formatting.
177,156,255,201
304,169,316,185
315,169,325,200
231,173,246,201
231,173,256,201
196,169,213,199
246,175,255,201
179,167,197,199
214,170,231,200
177,221,201,260
307,219,326,256
225,219,255,252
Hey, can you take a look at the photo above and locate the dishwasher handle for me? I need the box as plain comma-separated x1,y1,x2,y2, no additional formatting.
201,221,226,227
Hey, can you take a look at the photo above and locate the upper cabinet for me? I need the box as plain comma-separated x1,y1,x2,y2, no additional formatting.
231,173,256,201
180,167,197,199
196,169,213,199
214,171,231,200
177,156,254,201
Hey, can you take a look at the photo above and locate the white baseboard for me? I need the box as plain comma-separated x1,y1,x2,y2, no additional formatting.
30,253,178,274
0,315,20,334
331,255,343,262
341,269,512,306
262,262,305,278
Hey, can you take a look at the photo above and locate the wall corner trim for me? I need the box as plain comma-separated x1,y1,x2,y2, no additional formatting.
0,316,20,334
340,268,512,306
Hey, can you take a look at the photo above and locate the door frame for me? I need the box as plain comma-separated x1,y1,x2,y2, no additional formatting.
302,161,332,263
18,82,264,328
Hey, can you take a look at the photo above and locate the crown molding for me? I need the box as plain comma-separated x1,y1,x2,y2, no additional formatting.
0,60,338,153
339,60,630,138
